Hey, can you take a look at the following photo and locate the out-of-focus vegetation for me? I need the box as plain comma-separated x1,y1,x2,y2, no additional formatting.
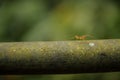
0,0,120,80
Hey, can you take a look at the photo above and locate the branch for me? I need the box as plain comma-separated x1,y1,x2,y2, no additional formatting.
0,39,120,74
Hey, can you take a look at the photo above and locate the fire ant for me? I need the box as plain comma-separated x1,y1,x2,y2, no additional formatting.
74,35,93,40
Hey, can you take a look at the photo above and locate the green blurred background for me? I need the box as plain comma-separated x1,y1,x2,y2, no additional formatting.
0,0,120,80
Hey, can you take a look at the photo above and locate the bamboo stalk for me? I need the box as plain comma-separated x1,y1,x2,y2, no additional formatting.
0,39,120,74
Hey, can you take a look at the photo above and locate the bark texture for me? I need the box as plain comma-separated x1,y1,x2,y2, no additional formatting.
0,39,120,74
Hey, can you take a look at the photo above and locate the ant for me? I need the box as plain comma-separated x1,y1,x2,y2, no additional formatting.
74,35,93,40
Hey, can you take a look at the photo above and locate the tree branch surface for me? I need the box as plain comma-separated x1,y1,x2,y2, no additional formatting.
0,39,120,74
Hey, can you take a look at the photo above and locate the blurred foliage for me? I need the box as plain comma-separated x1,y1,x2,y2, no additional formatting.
0,0,120,80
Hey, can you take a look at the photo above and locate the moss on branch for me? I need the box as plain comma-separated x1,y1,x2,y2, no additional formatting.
0,39,120,74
